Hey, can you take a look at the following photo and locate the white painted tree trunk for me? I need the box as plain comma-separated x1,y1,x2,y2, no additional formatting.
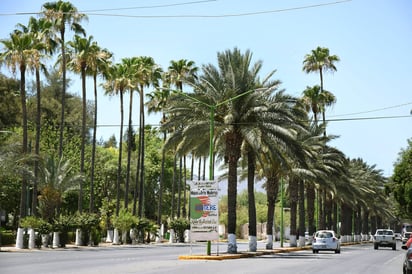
41,234,49,248
113,228,120,245
52,232,60,248
266,234,273,249
28,228,35,249
106,230,113,243
289,235,297,247
15,227,24,249
248,235,257,252
227,233,237,253
75,229,82,246
169,229,175,243
298,235,306,247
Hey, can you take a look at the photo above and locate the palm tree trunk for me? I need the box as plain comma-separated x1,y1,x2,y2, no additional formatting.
116,91,124,216
171,154,177,218
306,182,316,234
157,129,166,225
177,156,182,218
137,87,145,218
289,177,298,247
125,91,133,209
58,30,66,159
33,67,41,216
182,155,187,218
247,149,257,252
298,179,306,242
19,65,28,219
226,132,242,254
265,176,279,250
89,74,98,212
79,67,87,213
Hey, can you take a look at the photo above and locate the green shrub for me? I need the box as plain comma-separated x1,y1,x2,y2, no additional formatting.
170,218,190,243
0,230,15,246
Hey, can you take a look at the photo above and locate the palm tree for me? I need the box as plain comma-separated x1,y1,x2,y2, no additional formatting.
163,48,306,253
119,57,138,211
0,31,36,219
15,17,56,216
67,35,95,213
302,46,339,135
146,80,172,224
35,155,83,222
167,59,198,218
103,63,134,215
132,56,162,218
303,46,339,97
42,0,87,158
86,43,112,212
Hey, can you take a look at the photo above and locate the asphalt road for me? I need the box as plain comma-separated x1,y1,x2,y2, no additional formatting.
0,241,405,274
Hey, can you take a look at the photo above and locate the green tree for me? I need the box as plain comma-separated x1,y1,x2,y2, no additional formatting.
85,42,112,212
104,63,133,215
0,30,37,219
132,56,162,218
67,34,96,213
392,139,412,219
42,0,87,158
16,16,56,216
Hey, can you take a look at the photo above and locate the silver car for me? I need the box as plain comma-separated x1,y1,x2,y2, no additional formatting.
312,230,341,254
402,245,412,274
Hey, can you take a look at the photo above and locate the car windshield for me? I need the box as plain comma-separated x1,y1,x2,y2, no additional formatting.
377,230,393,235
316,232,333,238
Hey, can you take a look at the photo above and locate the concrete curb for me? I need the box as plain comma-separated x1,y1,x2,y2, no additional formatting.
178,242,366,260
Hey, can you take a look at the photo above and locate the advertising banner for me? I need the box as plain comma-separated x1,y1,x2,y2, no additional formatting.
189,180,219,241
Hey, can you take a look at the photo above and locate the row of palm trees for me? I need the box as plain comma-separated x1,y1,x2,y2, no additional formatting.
0,1,392,254
160,47,391,253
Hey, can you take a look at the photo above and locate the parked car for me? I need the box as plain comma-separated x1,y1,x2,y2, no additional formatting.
312,230,340,254
373,229,396,250
403,232,412,245
402,245,412,274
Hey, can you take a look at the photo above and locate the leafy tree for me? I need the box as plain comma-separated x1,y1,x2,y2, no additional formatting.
390,139,412,219
0,73,20,128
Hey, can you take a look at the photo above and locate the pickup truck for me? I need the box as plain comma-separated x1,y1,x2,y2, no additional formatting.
373,229,396,250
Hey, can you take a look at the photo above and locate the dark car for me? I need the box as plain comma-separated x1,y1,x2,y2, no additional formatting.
402,245,412,274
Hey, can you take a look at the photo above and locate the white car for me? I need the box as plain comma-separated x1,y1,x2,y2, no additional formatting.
312,230,341,254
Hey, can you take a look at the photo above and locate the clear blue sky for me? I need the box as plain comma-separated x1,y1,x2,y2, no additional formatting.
1,0,411,177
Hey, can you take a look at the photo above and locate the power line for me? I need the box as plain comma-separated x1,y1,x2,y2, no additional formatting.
329,102,412,118
80,0,217,13
0,0,352,18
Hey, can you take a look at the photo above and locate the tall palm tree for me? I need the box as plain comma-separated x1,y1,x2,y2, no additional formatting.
163,48,306,253
132,56,162,218
301,85,337,232
86,43,112,212
103,63,134,215
0,31,36,219
67,34,95,213
302,46,339,134
42,1,87,158
167,59,198,218
146,80,171,224
117,57,137,211
15,17,56,216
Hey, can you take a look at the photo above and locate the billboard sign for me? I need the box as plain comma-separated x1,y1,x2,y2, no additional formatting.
189,180,219,241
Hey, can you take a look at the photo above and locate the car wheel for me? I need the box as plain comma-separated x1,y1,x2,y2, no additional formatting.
374,244,378,250
392,244,396,250
312,249,316,254
335,249,340,254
